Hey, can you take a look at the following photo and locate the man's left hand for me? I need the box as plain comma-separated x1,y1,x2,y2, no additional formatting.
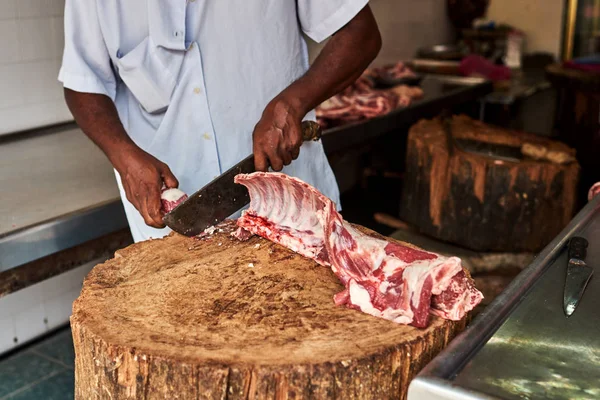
253,98,304,172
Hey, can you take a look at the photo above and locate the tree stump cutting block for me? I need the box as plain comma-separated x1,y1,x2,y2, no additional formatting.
71,222,468,400
400,115,580,253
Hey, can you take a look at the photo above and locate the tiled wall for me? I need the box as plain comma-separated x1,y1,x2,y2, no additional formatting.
0,0,72,136
308,0,455,65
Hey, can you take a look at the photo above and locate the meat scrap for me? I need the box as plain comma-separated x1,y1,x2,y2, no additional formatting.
160,187,188,213
316,66,423,129
234,172,483,328
372,61,417,80
589,182,600,202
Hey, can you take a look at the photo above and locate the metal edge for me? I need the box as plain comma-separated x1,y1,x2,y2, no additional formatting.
562,0,579,61
411,195,600,383
408,377,502,400
0,199,128,272
425,75,489,86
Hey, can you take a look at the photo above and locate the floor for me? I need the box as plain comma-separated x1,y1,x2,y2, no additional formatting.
0,326,74,400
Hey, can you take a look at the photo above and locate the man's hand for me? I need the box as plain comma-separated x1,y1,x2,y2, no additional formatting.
253,98,304,172
252,5,381,172
113,148,179,228
63,89,179,228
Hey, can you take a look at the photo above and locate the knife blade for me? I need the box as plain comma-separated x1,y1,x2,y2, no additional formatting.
563,236,593,317
163,121,323,236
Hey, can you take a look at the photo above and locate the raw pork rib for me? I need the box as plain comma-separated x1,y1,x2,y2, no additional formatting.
161,187,188,213
234,172,483,328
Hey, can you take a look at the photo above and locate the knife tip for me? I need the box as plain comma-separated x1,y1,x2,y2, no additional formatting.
564,303,576,317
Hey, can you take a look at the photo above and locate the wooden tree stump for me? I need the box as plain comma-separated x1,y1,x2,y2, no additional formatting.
400,115,580,253
71,222,468,400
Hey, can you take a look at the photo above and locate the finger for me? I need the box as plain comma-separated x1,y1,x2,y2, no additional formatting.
147,184,166,228
267,149,284,172
280,145,292,166
139,192,162,228
123,182,143,214
254,150,269,172
160,163,179,188
291,146,300,160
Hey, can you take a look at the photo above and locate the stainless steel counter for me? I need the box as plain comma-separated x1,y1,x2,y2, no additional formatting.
408,196,600,400
0,124,128,272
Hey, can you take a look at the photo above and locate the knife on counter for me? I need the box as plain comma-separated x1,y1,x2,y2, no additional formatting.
163,121,322,236
563,236,594,317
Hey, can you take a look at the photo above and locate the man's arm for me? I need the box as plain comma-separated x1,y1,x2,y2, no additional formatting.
64,89,178,228
253,5,381,172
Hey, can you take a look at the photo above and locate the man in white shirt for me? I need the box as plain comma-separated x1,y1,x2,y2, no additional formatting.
59,1,381,242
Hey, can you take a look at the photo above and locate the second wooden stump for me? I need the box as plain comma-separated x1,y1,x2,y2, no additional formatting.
401,115,580,253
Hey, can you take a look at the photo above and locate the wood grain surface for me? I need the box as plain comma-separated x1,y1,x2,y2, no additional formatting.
71,222,468,399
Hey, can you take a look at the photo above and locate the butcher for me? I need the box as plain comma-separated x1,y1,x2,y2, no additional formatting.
59,1,381,242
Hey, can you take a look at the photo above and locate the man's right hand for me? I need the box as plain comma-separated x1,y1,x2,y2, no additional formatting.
63,90,179,229
113,147,179,228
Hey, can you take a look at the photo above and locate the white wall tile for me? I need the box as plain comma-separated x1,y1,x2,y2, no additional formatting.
49,0,65,17
14,303,46,345
18,17,55,62
17,0,53,19
21,60,62,103
0,0,17,21
0,19,19,64
0,100,72,135
51,15,64,57
43,287,80,330
0,282,43,318
0,316,16,354
0,64,25,109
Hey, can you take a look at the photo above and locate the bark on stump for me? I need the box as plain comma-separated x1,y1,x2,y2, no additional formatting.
400,115,580,253
71,222,468,400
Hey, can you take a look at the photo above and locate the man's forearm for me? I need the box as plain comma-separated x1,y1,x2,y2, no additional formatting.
274,5,382,117
64,89,138,171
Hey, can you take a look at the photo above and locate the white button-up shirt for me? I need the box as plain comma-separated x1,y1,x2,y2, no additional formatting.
59,0,368,242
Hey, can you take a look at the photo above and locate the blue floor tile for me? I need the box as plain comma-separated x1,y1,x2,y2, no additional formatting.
8,370,74,400
30,329,74,368
0,352,64,398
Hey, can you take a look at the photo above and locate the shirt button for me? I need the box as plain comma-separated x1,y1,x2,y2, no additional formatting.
173,31,183,37
202,133,211,140
193,87,201,94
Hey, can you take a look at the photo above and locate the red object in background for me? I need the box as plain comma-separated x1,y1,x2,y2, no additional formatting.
459,55,511,81
564,61,600,74
589,182,600,201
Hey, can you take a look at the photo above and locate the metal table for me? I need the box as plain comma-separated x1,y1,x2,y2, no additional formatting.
408,196,600,400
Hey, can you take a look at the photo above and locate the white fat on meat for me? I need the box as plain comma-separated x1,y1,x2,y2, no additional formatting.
160,188,188,214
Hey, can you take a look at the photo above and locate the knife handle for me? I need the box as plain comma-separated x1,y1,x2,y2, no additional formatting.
301,121,322,142
569,237,588,261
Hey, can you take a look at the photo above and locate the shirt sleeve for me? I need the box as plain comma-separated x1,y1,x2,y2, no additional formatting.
297,0,370,43
58,0,117,100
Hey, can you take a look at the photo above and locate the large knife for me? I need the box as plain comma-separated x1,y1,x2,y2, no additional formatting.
163,121,322,236
563,236,594,317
